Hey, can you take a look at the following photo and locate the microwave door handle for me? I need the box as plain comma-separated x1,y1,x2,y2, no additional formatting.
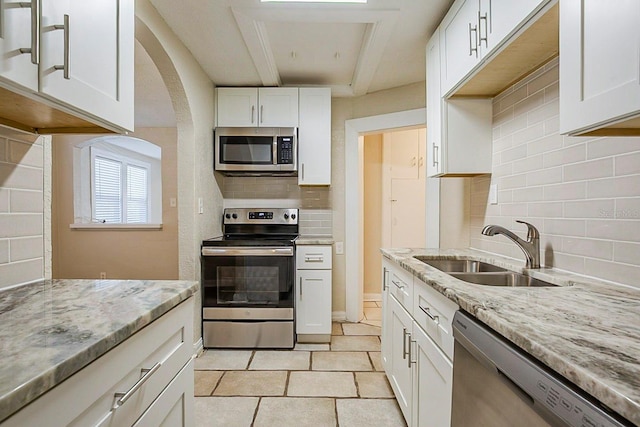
273,138,278,165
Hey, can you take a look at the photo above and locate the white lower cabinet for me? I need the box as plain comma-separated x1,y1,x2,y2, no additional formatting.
296,245,332,342
381,257,458,427
3,298,195,427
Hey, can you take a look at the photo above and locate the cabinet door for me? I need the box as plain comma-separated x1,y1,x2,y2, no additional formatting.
482,0,546,54
296,269,332,335
298,87,331,185
426,30,443,177
412,323,453,427
132,359,195,427
0,0,38,90
39,0,134,132
387,129,420,180
258,87,298,127
388,294,413,424
440,0,482,95
560,0,640,135
217,88,258,127
381,262,392,370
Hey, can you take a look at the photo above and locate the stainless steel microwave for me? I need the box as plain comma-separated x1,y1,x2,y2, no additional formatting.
214,127,297,175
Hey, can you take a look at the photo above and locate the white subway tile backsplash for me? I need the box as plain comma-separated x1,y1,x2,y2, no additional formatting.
10,237,43,262
0,214,43,238
0,163,43,191
9,140,44,168
0,137,6,162
0,240,8,263
470,61,640,288
0,258,43,289
10,190,44,213
0,189,8,212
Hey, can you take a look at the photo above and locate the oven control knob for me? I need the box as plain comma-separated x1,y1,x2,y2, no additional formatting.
284,213,289,220
291,213,296,220
232,213,238,219
225,213,231,219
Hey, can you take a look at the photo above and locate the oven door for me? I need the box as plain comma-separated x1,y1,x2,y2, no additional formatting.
201,247,294,308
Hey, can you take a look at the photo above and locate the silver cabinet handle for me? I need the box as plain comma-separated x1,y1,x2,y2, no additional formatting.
382,267,388,291
0,0,4,39
478,11,488,47
408,339,416,368
18,1,39,64
392,280,404,289
53,14,70,79
468,22,478,57
299,277,303,299
251,105,255,123
402,328,409,360
432,143,439,167
419,305,440,324
260,105,264,123
113,362,161,409
301,163,305,181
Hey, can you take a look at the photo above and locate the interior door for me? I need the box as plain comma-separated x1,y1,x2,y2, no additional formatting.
390,178,426,248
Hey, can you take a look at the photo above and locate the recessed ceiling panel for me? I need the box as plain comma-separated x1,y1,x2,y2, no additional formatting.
265,22,366,86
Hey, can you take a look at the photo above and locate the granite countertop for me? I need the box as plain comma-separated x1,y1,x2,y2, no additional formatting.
295,235,334,245
382,248,640,426
0,279,198,422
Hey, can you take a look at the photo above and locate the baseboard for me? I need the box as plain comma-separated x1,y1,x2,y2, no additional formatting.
193,337,204,357
364,293,382,301
332,311,346,321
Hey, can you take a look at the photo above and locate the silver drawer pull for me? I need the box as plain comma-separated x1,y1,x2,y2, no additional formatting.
113,362,161,409
392,280,404,289
419,305,439,324
304,256,324,262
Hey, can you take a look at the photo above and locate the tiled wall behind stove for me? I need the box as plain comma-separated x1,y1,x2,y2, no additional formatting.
222,176,332,235
470,58,640,288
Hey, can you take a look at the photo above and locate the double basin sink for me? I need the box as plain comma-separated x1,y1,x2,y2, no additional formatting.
414,257,556,287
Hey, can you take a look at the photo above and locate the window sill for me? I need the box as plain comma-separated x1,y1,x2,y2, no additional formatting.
69,223,163,230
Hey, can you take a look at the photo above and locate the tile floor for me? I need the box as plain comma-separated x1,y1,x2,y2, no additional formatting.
194,306,405,427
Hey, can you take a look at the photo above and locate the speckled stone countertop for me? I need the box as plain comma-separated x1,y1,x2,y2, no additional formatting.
295,235,334,245
381,248,640,426
0,279,198,422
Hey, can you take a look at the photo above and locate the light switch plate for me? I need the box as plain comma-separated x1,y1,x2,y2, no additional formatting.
335,242,344,255
489,184,498,205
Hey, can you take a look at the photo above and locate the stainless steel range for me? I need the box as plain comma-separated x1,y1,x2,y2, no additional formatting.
201,208,298,348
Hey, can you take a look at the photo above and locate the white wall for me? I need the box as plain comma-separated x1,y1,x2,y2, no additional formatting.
470,58,640,288
0,128,50,289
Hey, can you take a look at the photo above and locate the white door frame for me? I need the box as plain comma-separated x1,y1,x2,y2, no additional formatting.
345,108,440,322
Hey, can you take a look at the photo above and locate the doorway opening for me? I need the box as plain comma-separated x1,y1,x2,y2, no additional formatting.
344,108,440,322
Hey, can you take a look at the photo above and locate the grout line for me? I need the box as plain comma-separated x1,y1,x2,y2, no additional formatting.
251,396,261,426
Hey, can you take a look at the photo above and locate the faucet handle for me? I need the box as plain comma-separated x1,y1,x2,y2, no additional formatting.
515,220,539,240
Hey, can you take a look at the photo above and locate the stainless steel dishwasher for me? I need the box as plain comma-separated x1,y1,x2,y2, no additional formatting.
451,311,630,427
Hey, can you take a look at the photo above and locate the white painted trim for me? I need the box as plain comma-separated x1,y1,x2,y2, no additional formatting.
69,223,163,230
193,337,204,357
344,108,440,322
332,311,347,321
363,293,382,301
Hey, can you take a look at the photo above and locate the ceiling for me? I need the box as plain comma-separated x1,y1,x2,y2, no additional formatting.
134,0,452,127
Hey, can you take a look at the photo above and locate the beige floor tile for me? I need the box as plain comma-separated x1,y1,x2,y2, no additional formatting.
363,307,382,320
249,350,310,370
336,398,406,427
195,349,252,370
331,335,381,352
195,396,258,427
254,398,336,427
361,319,382,328
312,351,372,371
369,352,384,371
288,371,357,397
375,301,382,308
342,323,381,336
213,371,287,396
363,301,378,308
332,322,343,335
194,370,223,396
355,372,394,398
294,343,330,351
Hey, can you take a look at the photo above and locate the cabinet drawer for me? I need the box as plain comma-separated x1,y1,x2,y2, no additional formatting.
4,299,194,427
389,266,413,313
296,245,332,269
413,280,458,359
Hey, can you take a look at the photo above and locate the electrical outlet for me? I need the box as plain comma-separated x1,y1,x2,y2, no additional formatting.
335,242,344,255
99,272,106,279
489,184,498,205
198,197,204,214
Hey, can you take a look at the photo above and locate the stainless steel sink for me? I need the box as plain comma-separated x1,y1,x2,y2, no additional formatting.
450,272,556,287
414,257,508,273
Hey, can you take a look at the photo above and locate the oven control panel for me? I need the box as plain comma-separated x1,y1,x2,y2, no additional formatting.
223,208,298,225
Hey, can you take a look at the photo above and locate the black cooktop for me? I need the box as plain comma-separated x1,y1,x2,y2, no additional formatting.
202,234,298,247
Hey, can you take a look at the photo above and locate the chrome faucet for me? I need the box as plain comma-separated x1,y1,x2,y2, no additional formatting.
481,220,541,269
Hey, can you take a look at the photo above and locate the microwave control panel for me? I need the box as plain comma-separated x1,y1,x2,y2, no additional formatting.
277,136,294,164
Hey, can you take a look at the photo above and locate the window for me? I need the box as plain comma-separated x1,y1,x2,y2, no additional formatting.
73,136,162,228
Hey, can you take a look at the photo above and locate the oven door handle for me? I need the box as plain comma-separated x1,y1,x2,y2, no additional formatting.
201,247,294,256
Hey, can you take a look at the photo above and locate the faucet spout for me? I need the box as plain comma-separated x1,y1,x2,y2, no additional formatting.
481,220,541,269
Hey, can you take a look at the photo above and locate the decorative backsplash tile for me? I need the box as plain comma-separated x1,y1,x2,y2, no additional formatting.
470,58,640,288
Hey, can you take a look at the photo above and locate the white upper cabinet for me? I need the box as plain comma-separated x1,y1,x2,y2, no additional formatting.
426,28,493,177
0,0,38,91
216,87,299,127
560,0,640,136
298,87,331,186
39,0,134,132
440,0,551,96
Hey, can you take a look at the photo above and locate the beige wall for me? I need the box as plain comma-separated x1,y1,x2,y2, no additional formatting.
470,58,640,288
0,128,49,289
51,128,179,280
363,134,383,296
